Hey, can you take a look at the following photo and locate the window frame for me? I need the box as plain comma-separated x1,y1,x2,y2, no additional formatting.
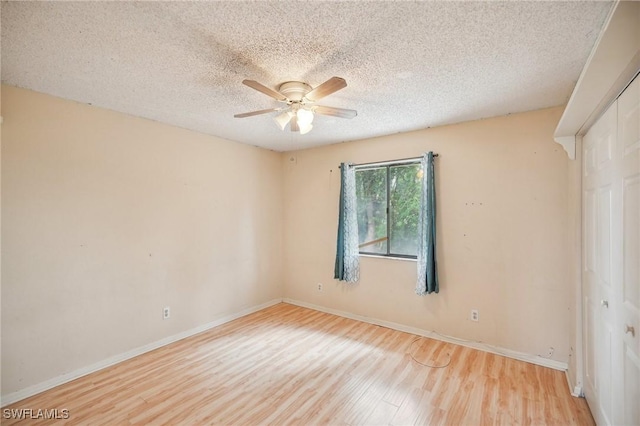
355,159,421,260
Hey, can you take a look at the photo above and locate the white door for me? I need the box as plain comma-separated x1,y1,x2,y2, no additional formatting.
583,95,617,426
582,74,640,426
617,74,639,426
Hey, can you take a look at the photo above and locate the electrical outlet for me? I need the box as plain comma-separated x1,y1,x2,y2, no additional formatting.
547,347,554,357
317,283,323,292
163,306,170,320
471,309,479,322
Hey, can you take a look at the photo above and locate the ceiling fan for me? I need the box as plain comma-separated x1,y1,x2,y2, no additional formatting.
234,76,357,135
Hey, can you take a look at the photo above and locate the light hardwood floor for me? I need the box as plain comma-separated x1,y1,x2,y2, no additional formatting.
3,303,593,425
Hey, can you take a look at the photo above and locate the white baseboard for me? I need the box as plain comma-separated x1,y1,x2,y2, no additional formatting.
1,298,282,407
283,298,569,372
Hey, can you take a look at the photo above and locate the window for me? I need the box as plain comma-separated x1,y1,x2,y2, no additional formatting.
355,161,422,258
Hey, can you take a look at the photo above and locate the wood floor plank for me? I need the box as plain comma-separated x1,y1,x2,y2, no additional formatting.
2,303,594,425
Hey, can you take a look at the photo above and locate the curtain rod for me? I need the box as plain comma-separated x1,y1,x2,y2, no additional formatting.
339,153,439,169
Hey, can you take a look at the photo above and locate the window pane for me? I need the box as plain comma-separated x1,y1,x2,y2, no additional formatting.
389,164,421,256
356,168,387,254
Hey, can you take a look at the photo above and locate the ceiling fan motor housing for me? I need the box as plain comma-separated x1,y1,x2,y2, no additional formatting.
278,81,313,102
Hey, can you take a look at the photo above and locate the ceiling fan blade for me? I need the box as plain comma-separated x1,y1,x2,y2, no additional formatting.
290,115,299,132
305,77,347,102
313,105,357,119
234,108,280,118
242,80,287,102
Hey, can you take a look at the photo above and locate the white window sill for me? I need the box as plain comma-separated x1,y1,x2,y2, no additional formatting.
359,254,417,262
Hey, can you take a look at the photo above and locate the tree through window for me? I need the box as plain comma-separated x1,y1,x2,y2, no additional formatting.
355,161,421,258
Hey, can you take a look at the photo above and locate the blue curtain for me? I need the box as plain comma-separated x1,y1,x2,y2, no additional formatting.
334,163,347,280
334,163,359,282
416,152,438,295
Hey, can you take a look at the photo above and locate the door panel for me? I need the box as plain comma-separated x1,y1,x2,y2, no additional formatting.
620,77,640,156
618,74,639,425
623,345,640,425
623,175,640,313
586,141,597,177
585,295,597,395
597,187,613,289
583,98,617,426
598,321,614,425
585,189,597,274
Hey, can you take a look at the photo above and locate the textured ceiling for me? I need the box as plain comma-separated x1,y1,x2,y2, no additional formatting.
1,1,612,152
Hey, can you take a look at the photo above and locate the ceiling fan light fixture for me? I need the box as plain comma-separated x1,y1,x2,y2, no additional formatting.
297,108,314,126
299,122,313,135
274,110,293,130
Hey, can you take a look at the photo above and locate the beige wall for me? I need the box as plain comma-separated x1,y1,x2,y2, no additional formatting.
1,84,579,399
1,85,283,396
282,106,576,363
